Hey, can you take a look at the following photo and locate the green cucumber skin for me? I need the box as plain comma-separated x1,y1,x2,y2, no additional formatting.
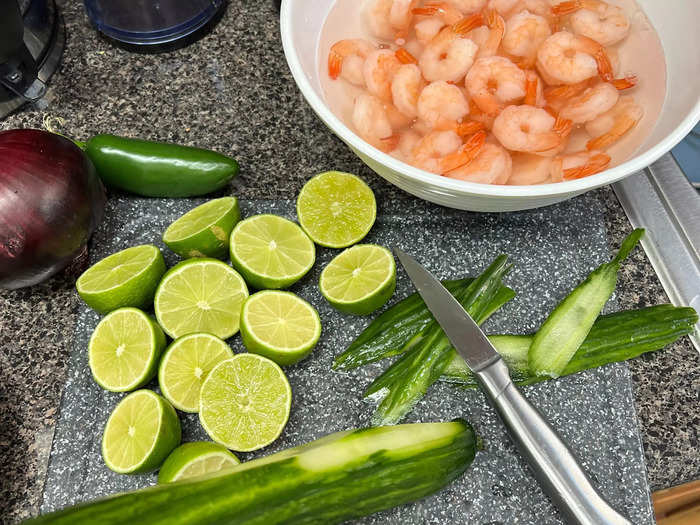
367,256,512,425
334,279,515,371
528,229,644,378
333,278,472,371
27,422,476,525
442,305,698,387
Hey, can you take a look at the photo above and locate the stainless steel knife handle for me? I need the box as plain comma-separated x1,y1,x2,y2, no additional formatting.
475,359,631,525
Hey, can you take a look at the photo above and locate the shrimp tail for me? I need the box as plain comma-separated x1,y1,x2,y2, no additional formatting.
524,76,539,106
551,0,584,17
611,74,638,90
412,3,447,16
454,120,485,137
440,130,486,173
395,48,418,64
452,13,484,35
554,115,573,138
328,51,343,80
379,134,400,152
544,79,590,101
512,56,536,70
586,114,637,150
563,152,611,179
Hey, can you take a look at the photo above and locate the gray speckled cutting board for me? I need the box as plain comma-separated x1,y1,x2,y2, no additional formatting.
40,193,654,524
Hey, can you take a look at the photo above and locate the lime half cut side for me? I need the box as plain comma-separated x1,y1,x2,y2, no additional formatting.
199,354,292,452
154,259,249,340
88,307,166,392
163,197,240,260
319,244,396,315
158,333,235,412
102,390,181,474
158,442,239,483
240,290,321,366
76,245,166,314
297,171,376,248
229,214,315,289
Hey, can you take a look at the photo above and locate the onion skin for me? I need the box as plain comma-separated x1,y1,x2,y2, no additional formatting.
0,129,106,289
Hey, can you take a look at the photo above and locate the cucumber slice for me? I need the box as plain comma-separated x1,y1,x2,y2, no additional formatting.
528,229,644,378
27,421,476,525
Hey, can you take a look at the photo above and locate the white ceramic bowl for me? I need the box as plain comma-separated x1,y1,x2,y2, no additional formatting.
281,0,700,211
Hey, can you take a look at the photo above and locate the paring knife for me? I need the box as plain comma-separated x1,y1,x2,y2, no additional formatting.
394,248,631,525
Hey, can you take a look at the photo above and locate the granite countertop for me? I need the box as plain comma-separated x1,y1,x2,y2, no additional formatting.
0,1,698,523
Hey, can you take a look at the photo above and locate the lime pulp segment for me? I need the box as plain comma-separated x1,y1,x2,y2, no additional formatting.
240,290,321,365
158,441,239,484
229,214,315,289
154,259,249,339
163,197,240,259
320,244,396,315
297,171,376,248
88,308,166,392
102,390,181,474
158,333,234,412
199,354,291,452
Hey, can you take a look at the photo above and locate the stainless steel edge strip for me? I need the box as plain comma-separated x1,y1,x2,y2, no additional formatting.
612,153,700,352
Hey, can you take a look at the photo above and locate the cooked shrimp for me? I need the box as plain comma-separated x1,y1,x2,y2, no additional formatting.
553,0,630,46
419,26,479,82
390,0,420,37
412,130,486,173
465,56,527,115
411,2,465,24
397,129,422,158
488,0,520,15
550,150,611,181
558,81,619,123
492,104,572,152
391,64,424,118
475,9,506,59
536,31,613,85
524,70,546,107
364,0,395,40
450,0,489,14
501,12,552,68
508,153,553,184
417,80,471,129
415,17,446,45
352,94,396,152
445,142,513,183
585,95,643,150
328,39,376,85
364,49,402,102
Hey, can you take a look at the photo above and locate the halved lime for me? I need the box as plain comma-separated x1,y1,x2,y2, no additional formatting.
229,214,315,289
240,290,321,366
154,259,249,340
102,390,181,474
296,171,376,248
319,244,396,315
199,354,292,451
76,245,166,314
158,333,234,412
158,441,239,484
163,197,240,260
88,308,166,392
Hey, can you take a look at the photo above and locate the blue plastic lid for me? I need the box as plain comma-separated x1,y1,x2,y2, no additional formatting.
84,0,224,46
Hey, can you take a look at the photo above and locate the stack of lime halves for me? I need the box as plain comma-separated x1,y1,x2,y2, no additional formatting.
75,170,394,481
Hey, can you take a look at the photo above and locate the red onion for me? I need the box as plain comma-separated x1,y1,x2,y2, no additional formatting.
0,129,106,289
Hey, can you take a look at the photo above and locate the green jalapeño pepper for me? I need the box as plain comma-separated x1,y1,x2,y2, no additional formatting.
84,135,239,198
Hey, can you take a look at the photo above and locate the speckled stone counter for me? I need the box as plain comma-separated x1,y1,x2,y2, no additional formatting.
0,0,697,523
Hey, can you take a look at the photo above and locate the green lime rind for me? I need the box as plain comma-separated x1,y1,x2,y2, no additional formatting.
163,197,240,260
320,244,396,316
158,333,235,413
229,214,315,290
297,171,377,248
101,390,181,475
154,258,249,340
76,245,166,314
199,354,292,452
240,290,322,366
88,307,166,392
158,441,239,484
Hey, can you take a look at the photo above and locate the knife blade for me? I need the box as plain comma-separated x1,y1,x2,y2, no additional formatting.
393,248,501,373
393,247,631,525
